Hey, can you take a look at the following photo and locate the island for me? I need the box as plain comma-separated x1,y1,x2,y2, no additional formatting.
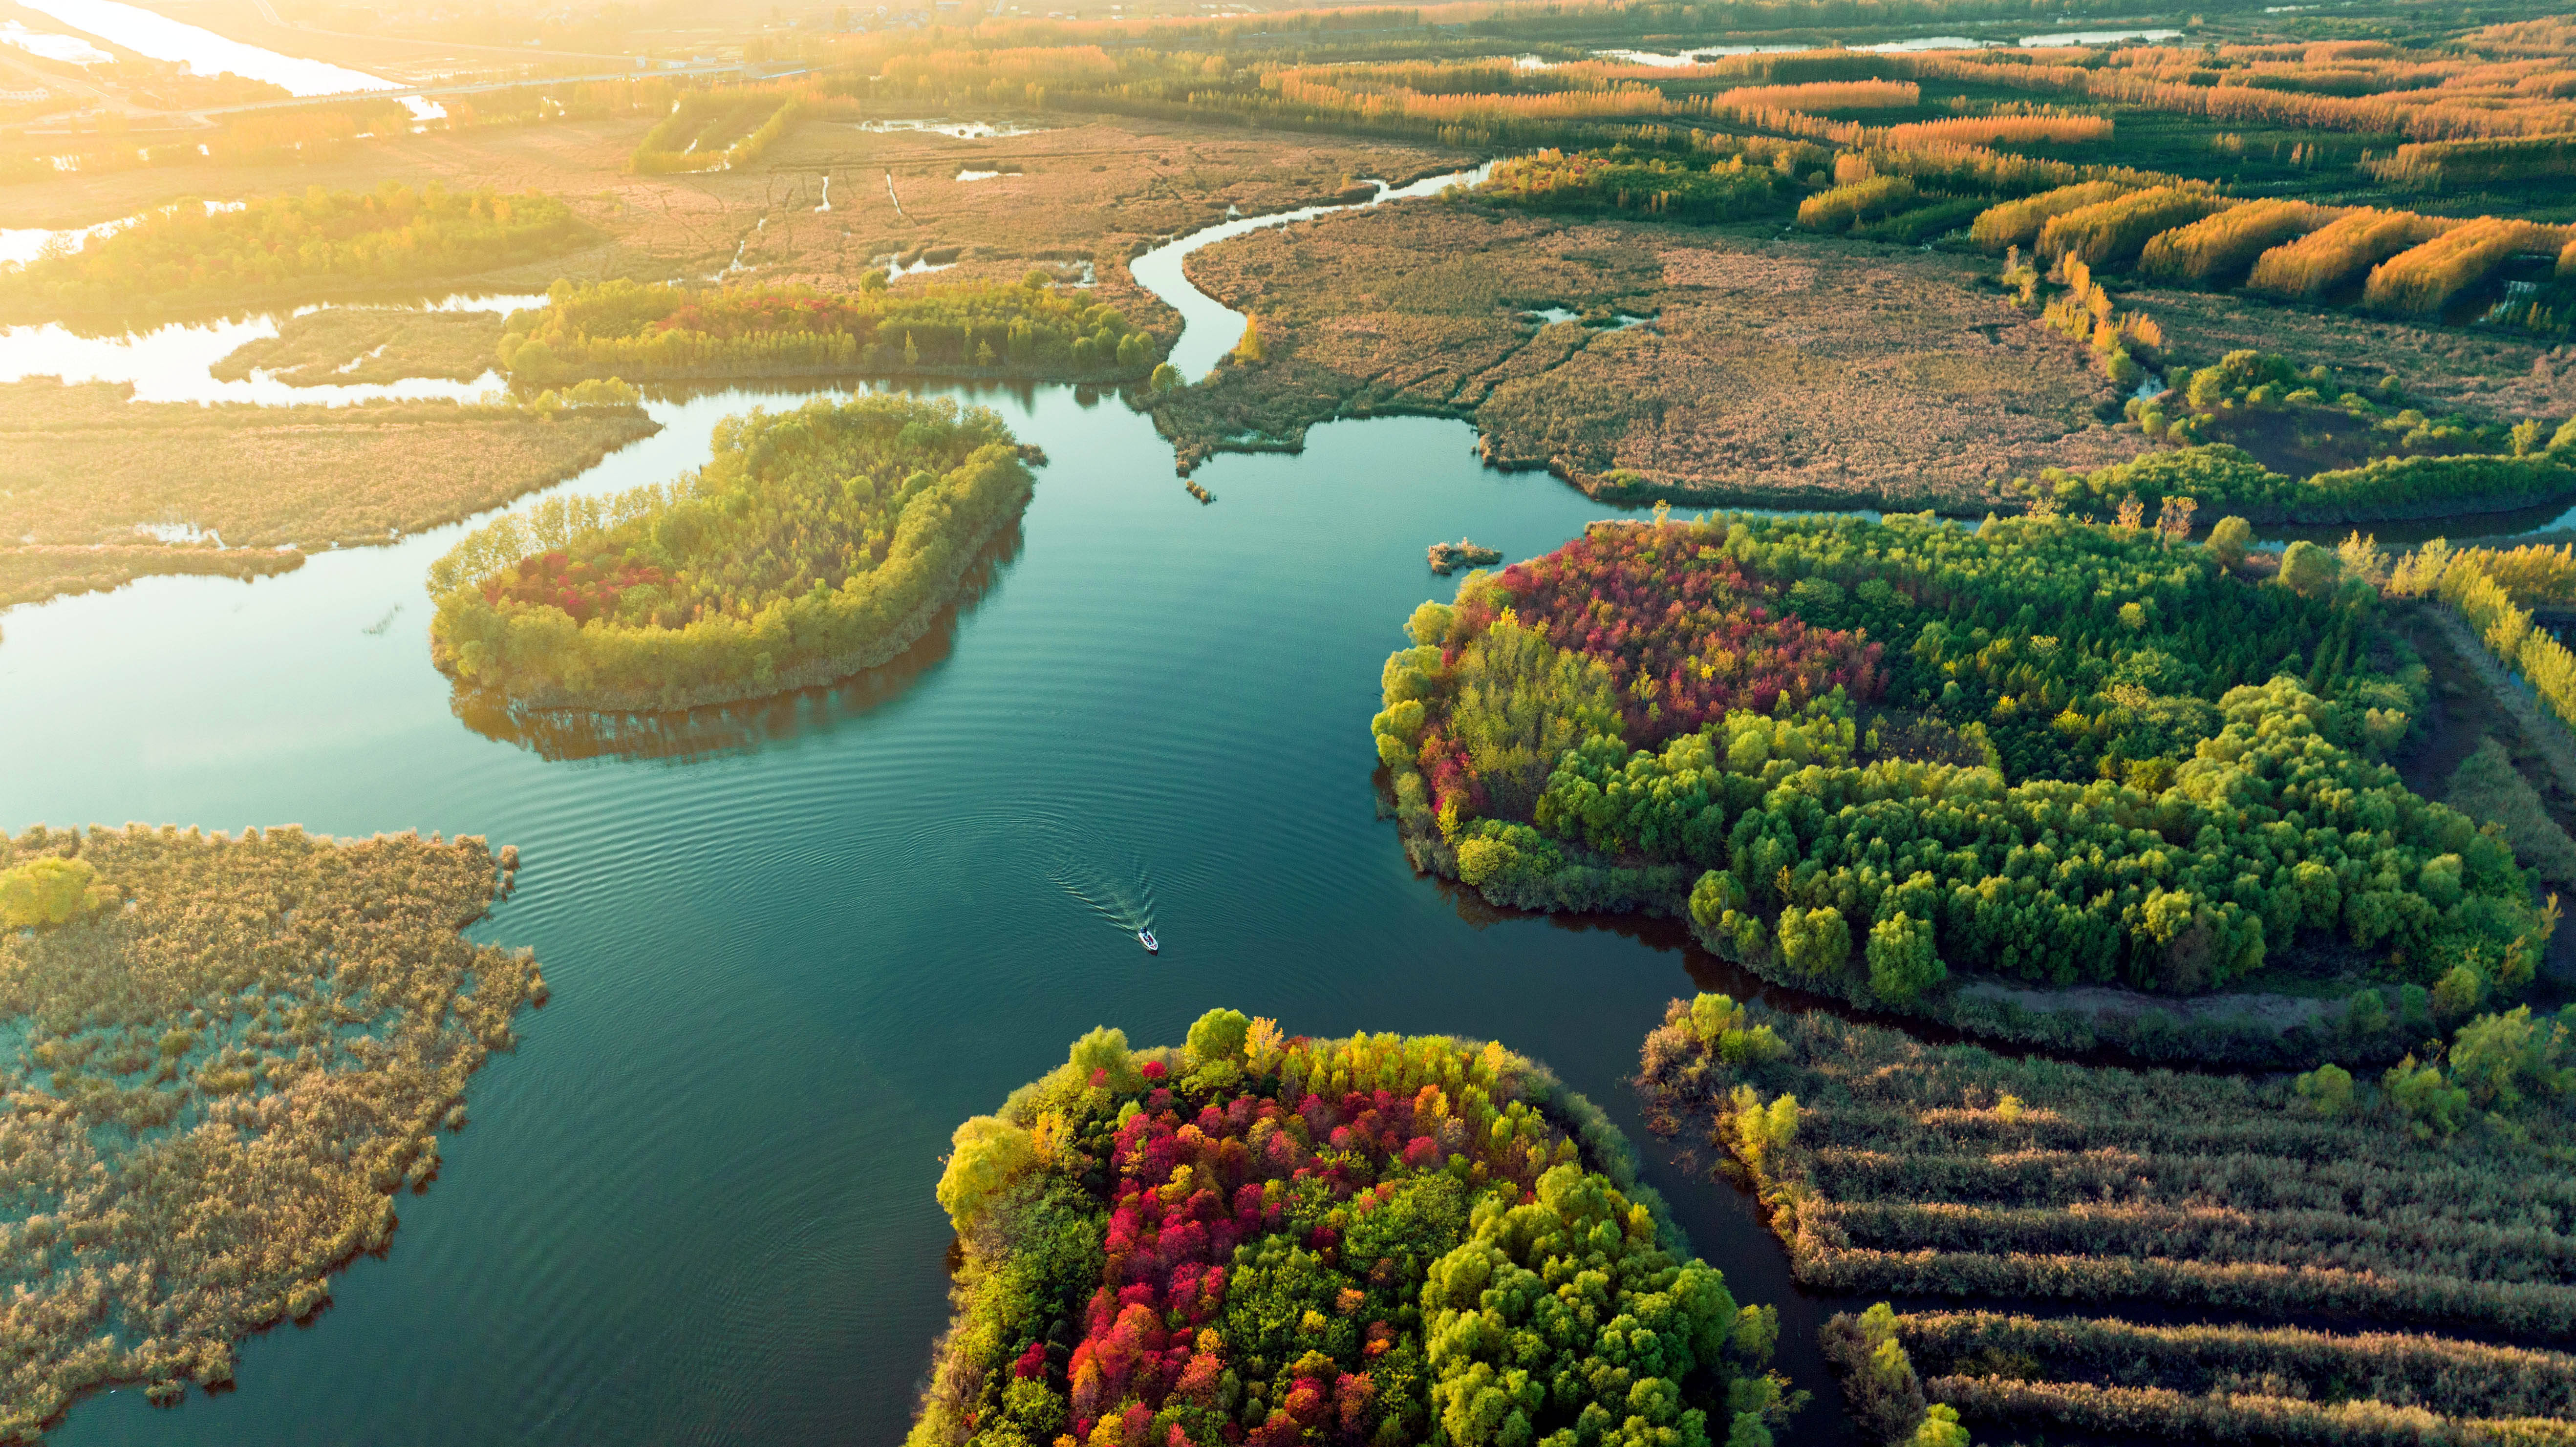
498,277,1164,387
1376,511,2555,1065
909,1011,1803,1447
428,393,1038,711
0,824,544,1436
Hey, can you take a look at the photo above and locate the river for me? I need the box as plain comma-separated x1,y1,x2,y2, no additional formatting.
0,170,1883,1444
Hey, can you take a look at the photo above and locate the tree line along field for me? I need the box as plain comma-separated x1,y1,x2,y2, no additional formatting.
1636,997,2576,1447
0,379,658,608
0,825,544,1436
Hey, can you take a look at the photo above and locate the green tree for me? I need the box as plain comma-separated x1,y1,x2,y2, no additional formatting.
1779,905,1852,980
1186,1008,1251,1069
1865,913,1944,1005
2384,1054,2471,1139
2207,513,2254,565
2291,1062,2354,1118
2279,539,2341,597
1421,1165,1743,1447
933,1115,1036,1231
2448,1006,2574,1112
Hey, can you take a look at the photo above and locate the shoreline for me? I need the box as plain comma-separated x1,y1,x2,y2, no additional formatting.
435,500,1027,716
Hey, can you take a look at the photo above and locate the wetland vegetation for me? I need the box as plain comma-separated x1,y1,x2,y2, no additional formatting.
9,0,2576,1440
0,185,591,320
1376,511,2557,1065
427,392,1036,710
0,379,657,608
1638,996,2576,1445
0,824,543,1437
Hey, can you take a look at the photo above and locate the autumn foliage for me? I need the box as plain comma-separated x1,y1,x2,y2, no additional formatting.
910,1018,1794,1447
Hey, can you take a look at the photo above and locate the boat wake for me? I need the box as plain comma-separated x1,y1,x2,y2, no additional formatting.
1041,828,1157,937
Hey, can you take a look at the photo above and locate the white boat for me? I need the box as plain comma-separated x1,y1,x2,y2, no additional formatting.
1138,929,1159,953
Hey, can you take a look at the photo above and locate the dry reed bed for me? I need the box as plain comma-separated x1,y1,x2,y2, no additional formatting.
1637,1002,2576,1336
0,382,660,552
0,825,543,1437
211,309,508,387
1161,207,2138,508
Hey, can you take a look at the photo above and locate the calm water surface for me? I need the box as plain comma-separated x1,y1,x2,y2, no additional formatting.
2,366,1864,1442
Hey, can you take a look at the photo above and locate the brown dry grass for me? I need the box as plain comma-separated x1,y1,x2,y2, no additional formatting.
1163,206,2139,510
0,544,303,611
2132,286,2576,421
0,824,542,1436
0,379,657,555
0,113,1459,340
211,307,506,385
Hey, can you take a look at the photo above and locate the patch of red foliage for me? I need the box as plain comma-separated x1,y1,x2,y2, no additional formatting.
1057,1070,1546,1446
1458,524,1883,744
481,549,667,624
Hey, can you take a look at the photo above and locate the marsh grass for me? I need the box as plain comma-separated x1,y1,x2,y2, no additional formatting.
210,309,507,387
0,824,542,1439
0,380,659,607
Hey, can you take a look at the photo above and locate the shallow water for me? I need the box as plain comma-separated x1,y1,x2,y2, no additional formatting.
0,290,539,405
0,18,109,65
16,0,395,95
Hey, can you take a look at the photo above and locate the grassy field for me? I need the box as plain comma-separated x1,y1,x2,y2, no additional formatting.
1641,999,2576,1330
2133,285,2576,423
0,381,656,608
0,113,1460,334
1160,205,2139,509
211,307,508,385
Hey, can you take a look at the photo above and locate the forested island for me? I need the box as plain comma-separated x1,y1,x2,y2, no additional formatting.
499,277,1163,387
0,185,593,320
1376,511,2557,1065
1639,993,2576,1445
911,1012,1802,1447
428,393,1037,711
0,825,543,1435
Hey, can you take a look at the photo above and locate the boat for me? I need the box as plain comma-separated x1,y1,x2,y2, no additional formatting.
1138,928,1159,953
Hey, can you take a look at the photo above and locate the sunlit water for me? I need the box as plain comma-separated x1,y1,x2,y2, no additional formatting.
15,0,394,95
0,158,2545,1446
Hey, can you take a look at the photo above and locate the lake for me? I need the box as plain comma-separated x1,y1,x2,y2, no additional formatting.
3,149,2560,1445
0,191,1866,1440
